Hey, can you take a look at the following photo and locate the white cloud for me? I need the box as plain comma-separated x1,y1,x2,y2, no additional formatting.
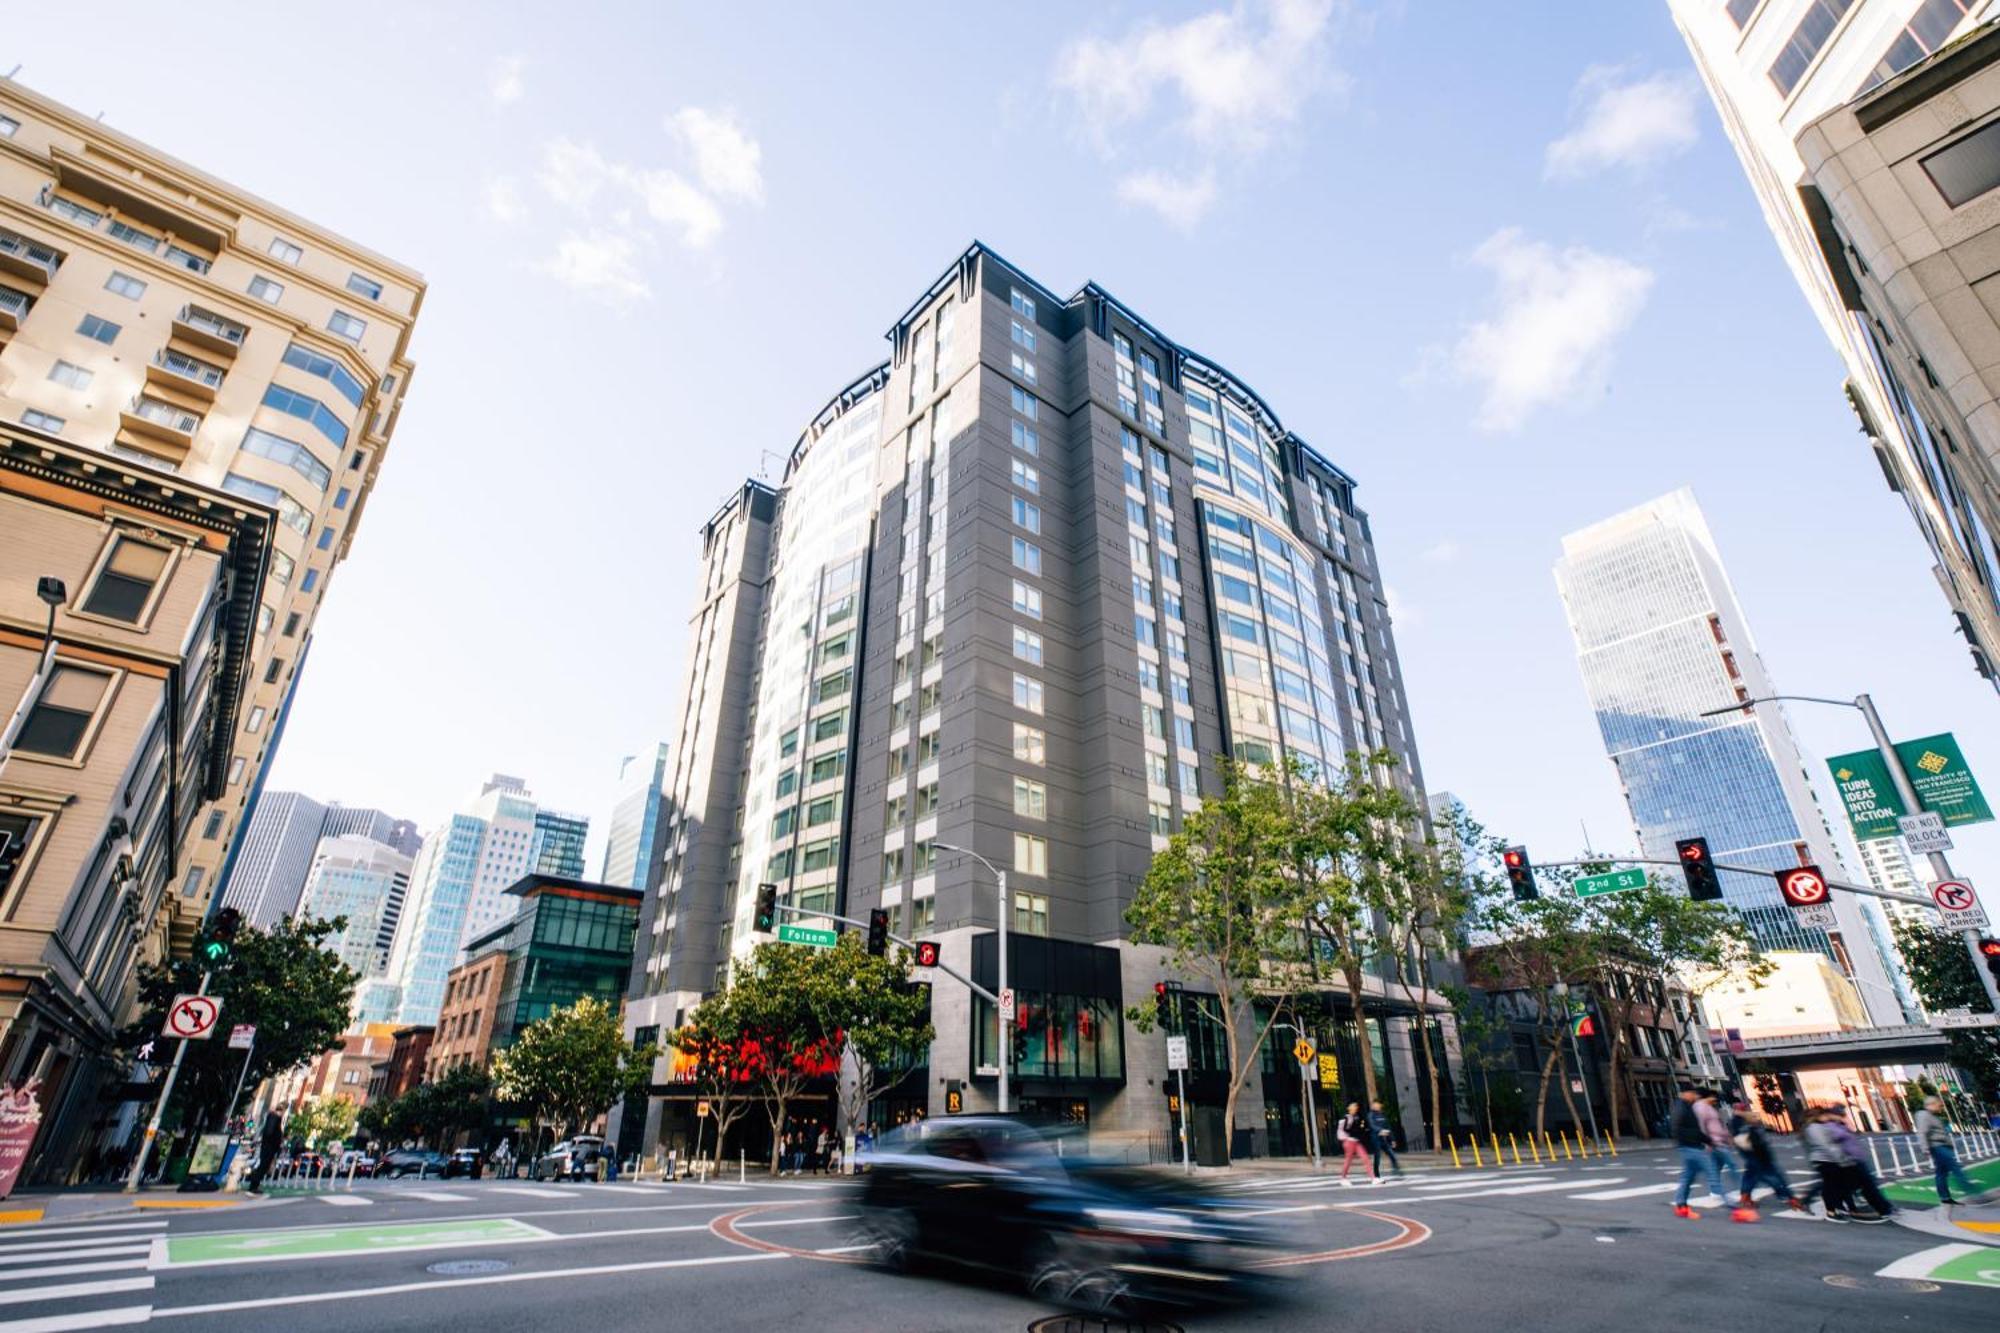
1055,0,1339,152
632,168,725,248
669,108,764,203
1421,540,1459,564
1384,586,1420,630
489,55,526,107
540,230,650,303
1448,227,1655,433
1545,66,1699,179
483,176,525,224
1115,168,1218,230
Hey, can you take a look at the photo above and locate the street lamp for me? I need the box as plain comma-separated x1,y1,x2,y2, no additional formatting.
934,841,1009,1115
0,577,67,765
1699,692,2000,1015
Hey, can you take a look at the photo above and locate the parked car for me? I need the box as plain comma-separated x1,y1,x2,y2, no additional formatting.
337,1149,377,1177
530,1135,606,1181
852,1117,1280,1315
442,1148,483,1179
375,1148,449,1179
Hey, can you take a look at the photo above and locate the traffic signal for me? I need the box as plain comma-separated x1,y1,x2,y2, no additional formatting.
1154,981,1171,1030
1503,846,1537,901
1676,838,1723,902
866,907,889,957
1980,937,2000,985
196,906,243,968
213,907,242,940
913,940,940,968
753,883,777,933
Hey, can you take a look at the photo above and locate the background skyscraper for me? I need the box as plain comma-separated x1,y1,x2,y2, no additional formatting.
600,743,671,891
295,835,414,978
217,792,418,927
1555,488,1905,1025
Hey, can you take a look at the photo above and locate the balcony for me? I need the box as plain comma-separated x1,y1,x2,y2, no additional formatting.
146,348,224,401
0,285,31,334
0,228,61,284
119,393,201,451
172,304,247,357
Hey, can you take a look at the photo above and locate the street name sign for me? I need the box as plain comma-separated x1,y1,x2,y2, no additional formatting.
1165,1035,1189,1071
1930,879,1991,931
163,994,221,1040
776,924,838,948
1575,867,1647,898
1931,1010,2000,1030
1899,811,1954,855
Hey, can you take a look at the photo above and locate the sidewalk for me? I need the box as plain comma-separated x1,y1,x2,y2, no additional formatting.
1181,1136,1675,1181
0,1182,274,1226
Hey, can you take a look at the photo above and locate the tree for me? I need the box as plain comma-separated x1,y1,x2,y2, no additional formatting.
287,1095,357,1148
491,997,656,1147
1892,917,2000,1100
669,993,758,1168
1127,756,1313,1161
797,934,932,1156
124,916,359,1132
726,942,841,1174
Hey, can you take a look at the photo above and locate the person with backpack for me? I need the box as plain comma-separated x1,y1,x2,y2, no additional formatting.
1821,1106,1895,1222
1336,1102,1377,1184
1367,1100,1404,1180
1916,1095,1977,1205
1726,1099,1801,1221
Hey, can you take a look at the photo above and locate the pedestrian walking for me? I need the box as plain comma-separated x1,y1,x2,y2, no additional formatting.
1916,1096,1978,1205
1802,1106,1853,1220
1670,1088,1737,1218
244,1109,283,1195
1726,1100,1800,1221
1367,1100,1404,1180
1337,1102,1377,1184
815,1126,833,1176
1822,1108,1895,1222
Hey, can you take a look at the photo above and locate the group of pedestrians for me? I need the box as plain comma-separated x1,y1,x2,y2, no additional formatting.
779,1124,840,1175
1334,1099,1405,1184
1668,1086,1984,1224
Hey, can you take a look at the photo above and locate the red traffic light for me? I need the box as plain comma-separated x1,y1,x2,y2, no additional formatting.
1503,849,1525,868
1155,981,1168,997
1679,843,1705,863
913,940,940,968
1979,939,2000,958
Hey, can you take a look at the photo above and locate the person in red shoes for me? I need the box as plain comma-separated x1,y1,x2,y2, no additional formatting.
1726,1099,1802,1222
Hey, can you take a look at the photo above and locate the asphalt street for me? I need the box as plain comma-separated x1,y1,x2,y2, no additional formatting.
1,1151,1994,1332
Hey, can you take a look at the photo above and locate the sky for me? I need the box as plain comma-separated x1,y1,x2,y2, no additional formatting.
10,1,2000,900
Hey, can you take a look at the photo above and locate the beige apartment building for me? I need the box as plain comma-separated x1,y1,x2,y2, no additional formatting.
0,79,422,1179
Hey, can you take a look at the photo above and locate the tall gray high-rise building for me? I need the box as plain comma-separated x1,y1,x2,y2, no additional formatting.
600,744,671,892
626,243,1441,1156
216,792,419,927
295,835,414,978
1555,489,1905,1025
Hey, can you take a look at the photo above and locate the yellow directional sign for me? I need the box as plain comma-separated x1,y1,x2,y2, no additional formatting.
1293,1038,1315,1066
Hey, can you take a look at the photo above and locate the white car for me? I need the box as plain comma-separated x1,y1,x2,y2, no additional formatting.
530,1135,606,1182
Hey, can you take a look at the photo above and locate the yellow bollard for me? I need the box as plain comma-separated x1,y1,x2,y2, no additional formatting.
1546,1130,1559,1161
1528,1132,1542,1164
1573,1128,1588,1158
1448,1135,1462,1169
1471,1136,1484,1167
1491,1132,1503,1166
1604,1134,1618,1157
1508,1133,1523,1166
1559,1131,1572,1161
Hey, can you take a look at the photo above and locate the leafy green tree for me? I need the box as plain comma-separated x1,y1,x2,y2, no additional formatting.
1127,756,1313,1160
125,916,359,1130
726,942,840,1174
1892,917,2000,1100
798,934,932,1155
491,997,656,1143
670,993,757,1167
287,1095,357,1148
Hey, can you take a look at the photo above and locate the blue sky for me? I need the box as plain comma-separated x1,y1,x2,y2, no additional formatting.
13,1,2000,893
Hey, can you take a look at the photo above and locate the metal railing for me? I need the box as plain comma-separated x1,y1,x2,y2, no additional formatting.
128,395,200,434
152,348,224,388
0,228,60,278
1858,1127,1999,1181
0,286,29,319
175,304,247,344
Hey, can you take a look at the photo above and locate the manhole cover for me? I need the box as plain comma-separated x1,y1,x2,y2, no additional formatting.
425,1258,513,1276
1822,1274,1939,1293
1027,1319,1182,1333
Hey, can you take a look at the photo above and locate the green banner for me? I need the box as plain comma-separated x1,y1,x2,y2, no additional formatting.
1828,731,1991,839
1828,749,1905,840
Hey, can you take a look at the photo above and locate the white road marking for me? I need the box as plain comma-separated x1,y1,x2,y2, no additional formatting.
0,1236,172,1257
400,1191,471,1202
1232,1204,1326,1218
815,1245,872,1255
0,1259,150,1283
315,1195,371,1207
1412,1175,1555,1191
0,1307,153,1333
1572,1183,1676,1200
0,1224,165,1243
485,1186,570,1199
0,1247,150,1267
0,1276,154,1306
1877,1243,1984,1281
736,1215,857,1230
150,1252,783,1318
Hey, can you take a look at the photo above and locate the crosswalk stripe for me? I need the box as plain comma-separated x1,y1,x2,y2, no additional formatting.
0,1236,168,1258
0,1258,150,1283
579,1185,664,1195
0,1275,154,1306
0,1246,150,1267
400,1191,470,1202
316,1195,371,1207
1413,1175,1554,1191
487,1186,569,1198
0,1223,165,1244
0,1306,154,1333
1573,1182,1676,1200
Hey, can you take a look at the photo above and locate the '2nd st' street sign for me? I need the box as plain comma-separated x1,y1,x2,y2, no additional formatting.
1574,868,1647,898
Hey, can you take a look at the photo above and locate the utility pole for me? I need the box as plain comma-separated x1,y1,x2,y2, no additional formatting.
1553,981,1601,1144
1853,693,2000,1014
935,843,1008,1114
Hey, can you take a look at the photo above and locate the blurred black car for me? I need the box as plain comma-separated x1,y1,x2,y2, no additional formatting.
851,1116,1279,1314
375,1148,448,1179
442,1148,483,1179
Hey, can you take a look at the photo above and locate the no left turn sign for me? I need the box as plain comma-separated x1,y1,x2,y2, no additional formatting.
162,994,222,1040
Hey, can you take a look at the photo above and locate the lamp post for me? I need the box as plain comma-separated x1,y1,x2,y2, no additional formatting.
0,577,68,765
1701,693,2000,1014
935,841,1009,1115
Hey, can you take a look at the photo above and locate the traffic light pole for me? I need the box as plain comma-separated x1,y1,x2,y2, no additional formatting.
124,969,209,1194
